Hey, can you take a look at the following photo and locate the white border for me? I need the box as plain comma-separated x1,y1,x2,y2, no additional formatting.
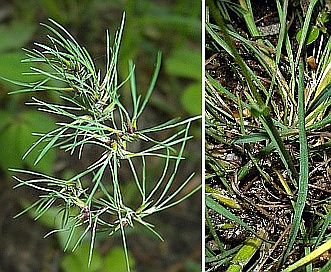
201,0,206,271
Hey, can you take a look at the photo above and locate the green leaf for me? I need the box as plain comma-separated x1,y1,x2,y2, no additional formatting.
0,52,41,88
233,132,269,144
282,239,331,272
61,242,102,272
24,201,81,251
104,247,136,272
206,195,261,238
282,60,309,265
206,185,241,209
0,111,12,133
21,111,56,173
0,21,35,52
165,48,201,80
0,117,22,173
307,82,331,115
0,110,55,175
296,26,320,45
181,83,202,115
226,234,263,272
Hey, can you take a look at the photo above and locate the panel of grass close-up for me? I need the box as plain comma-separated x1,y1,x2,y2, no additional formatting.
205,0,331,271
0,1,202,272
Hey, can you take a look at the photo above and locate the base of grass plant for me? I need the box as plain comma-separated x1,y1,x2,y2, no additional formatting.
6,13,201,271
206,1,331,271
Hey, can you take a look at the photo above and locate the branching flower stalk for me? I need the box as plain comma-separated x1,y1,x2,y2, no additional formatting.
8,14,200,270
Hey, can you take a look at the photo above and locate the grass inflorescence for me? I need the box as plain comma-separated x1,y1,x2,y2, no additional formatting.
4,13,201,271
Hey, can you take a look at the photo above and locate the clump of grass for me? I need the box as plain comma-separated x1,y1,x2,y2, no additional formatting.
206,0,331,271
3,13,200,271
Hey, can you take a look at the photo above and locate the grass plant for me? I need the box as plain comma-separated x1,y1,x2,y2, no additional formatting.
206,0,331,271
4,13,200,271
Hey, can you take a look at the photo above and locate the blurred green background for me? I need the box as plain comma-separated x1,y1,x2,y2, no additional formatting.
0,0,201,271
